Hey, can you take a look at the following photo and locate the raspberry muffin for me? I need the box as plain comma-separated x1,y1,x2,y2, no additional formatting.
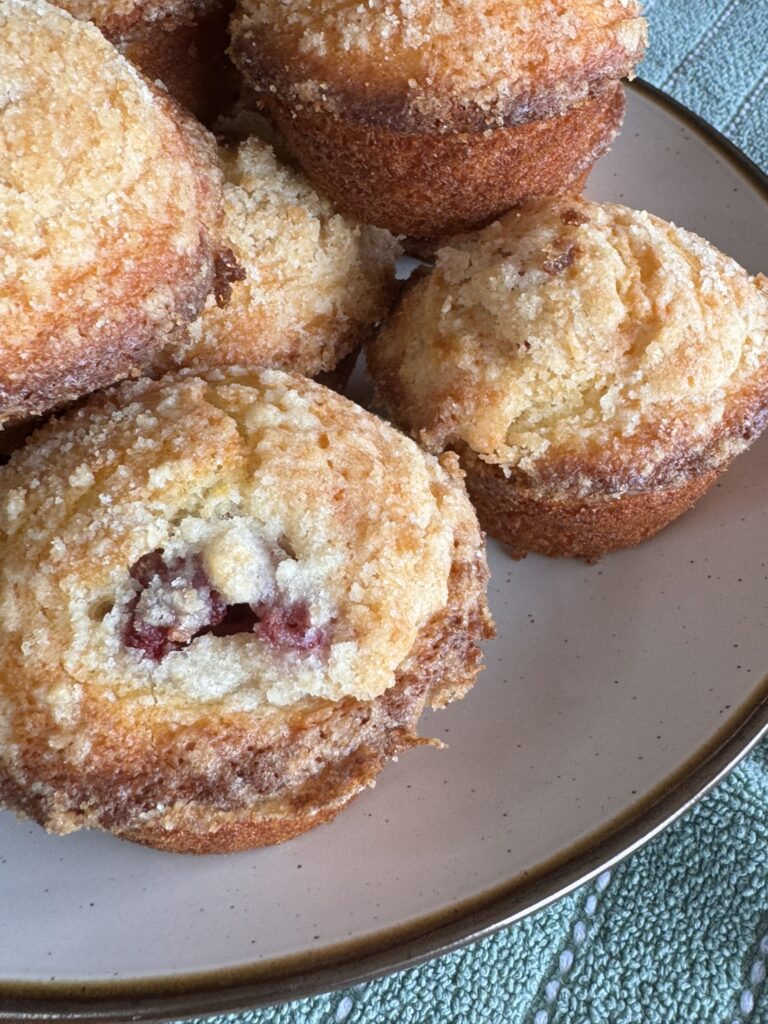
230,0,646,238
178,138,401,383
369,197,768,561
0,0,233,429
0,370,492,852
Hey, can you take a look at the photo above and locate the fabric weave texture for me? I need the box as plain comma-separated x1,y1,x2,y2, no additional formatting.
191,2,768,1021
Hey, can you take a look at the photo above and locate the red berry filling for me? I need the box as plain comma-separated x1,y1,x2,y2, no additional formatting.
253,602,327,653
123,551,227,661
123,550,328,662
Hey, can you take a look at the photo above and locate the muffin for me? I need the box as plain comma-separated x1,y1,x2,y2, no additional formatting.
230,0,646,239
175,138,401,383
50,0,235,123
0,0,236,429
0,370,492,852
368,197,768,561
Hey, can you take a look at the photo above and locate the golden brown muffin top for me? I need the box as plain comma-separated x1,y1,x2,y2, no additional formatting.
369,197,768,494
232,0,646,131
181,138,400,376
0,0,222,424
0,370,483,716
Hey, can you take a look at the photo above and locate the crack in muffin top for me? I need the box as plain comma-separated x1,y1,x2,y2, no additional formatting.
0,370,480,712
232,0,646,132
369,197,768,494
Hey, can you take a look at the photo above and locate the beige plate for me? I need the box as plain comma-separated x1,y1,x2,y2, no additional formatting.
1,82,767,1022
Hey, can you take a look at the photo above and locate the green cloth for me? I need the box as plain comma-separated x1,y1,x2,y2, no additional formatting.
194,2,768,1021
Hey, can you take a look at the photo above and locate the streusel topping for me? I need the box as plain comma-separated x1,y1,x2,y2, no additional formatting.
0,0,220,421
0,370,479,710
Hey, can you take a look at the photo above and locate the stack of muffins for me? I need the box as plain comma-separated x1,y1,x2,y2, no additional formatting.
1,0,766,853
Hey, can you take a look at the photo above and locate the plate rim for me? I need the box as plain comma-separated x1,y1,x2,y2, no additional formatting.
2,78,767,1024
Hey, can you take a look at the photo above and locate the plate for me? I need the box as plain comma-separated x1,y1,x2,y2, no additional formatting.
1,81,767,1021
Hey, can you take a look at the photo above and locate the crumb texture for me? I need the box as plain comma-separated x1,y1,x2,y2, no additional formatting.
182,138,400,375
0,0,222,424
233,0,646,130
370,197,768,494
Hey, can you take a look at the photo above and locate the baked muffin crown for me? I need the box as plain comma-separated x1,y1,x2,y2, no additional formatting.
0,369,481,708
181,138,401,375
0,0,225,425
232,0,646,132
369,197,768,495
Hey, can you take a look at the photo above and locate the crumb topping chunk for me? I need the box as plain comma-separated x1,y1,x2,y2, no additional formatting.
123,550,228,661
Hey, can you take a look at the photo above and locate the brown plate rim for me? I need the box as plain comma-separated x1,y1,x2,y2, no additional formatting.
1,78,767,1023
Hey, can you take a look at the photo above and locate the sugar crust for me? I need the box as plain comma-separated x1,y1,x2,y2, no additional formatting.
0,369,482,709
369,197,768,496
0,0,223,424
181,138,401,376
232,0,646,132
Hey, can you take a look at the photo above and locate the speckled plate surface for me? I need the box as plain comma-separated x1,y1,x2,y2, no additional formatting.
1,82,767,1023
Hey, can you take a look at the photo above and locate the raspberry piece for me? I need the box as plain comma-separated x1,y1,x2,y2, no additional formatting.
210,603,259,636
122,551,328,661
254,602,327,653
123,550,227,661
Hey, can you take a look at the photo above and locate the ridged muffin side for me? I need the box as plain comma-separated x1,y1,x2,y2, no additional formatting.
262,83,627,240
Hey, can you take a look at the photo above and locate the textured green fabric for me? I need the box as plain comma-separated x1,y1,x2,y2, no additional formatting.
192,2,768,1021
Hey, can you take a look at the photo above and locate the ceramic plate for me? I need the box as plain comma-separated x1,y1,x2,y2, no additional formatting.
1,82,767,1022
